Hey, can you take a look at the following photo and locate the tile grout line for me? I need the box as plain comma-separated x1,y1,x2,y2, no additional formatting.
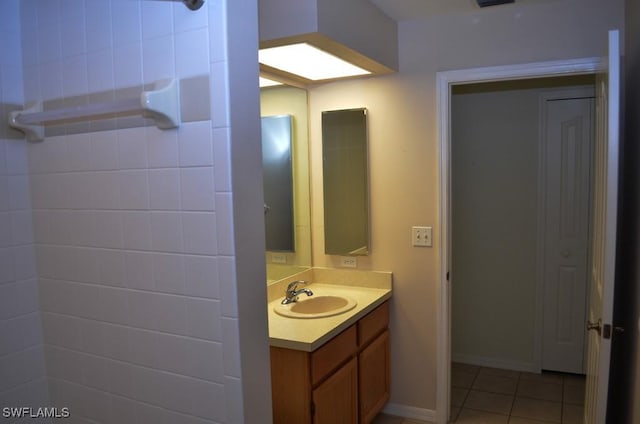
450,363,481,422
508,370,522,422
560,374,565,424
450,365,585,424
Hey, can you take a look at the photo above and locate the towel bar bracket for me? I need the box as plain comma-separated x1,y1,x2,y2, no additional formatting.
8,78,181,142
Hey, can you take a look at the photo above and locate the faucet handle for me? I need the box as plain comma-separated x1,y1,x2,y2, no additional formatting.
286,280,308,293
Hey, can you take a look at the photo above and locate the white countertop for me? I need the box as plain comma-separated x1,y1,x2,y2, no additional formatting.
268,282,392,352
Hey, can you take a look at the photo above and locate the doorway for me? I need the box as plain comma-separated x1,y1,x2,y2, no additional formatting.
433,57,605,424
448,79,594,422
451,79,595,371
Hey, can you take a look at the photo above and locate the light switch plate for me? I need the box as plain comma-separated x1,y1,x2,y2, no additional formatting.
412,226,432,247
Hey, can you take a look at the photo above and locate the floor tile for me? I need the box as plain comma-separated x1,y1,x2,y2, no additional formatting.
450,406,461,422
510,398,561,423
456,409,509,424
508,417,556,424
464,390,514,415
453,369,478,389
378,367,585,424
452,387,469,407
516,380,563,402
478,367,520,380
472,374,518,395
519,371,563,385
562,404,584,424
453,362,481,375
563,382,585,405
563,374,586,387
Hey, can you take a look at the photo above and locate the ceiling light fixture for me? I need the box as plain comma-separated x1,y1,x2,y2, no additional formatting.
259,76,284,88
258,43,371,82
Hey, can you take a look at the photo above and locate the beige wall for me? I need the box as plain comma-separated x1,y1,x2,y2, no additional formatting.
308,0,623,412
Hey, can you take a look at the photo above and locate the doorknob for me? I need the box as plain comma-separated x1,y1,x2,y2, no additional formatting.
561,249,571,258
587,319,602,336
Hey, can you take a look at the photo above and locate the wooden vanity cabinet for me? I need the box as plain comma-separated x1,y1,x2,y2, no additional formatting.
270,301,390,424
312,357,358,424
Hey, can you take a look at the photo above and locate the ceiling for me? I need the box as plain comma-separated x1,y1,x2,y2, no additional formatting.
369,0,562,21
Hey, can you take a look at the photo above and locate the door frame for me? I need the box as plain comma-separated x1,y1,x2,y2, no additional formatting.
435,57,604,424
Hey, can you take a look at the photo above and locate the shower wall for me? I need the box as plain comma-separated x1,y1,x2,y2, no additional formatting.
0,0,50,418
7,0,270,423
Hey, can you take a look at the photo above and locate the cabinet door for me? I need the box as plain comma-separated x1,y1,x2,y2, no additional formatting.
312,357,358,424
359,330,390,424
270,347,312,424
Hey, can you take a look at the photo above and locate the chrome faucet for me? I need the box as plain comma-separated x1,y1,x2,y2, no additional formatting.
281,280,313,305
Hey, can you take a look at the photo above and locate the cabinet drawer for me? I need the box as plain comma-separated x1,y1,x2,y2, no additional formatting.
311,325,357,386
358,301,389,347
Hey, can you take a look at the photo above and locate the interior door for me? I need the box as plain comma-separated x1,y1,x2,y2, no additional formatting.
542,96,594,374
584,30,620,424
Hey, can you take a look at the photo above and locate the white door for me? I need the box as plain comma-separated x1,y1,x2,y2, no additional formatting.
584,30,620,424
542,96,594,374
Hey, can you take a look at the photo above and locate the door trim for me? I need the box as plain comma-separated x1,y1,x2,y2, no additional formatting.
435,57,604,424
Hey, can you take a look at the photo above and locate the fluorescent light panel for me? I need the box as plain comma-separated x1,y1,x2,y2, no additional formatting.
259,43,371,81
259,76,284,87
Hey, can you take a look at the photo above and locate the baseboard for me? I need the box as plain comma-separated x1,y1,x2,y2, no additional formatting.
382,403,437,422
452,353,538,373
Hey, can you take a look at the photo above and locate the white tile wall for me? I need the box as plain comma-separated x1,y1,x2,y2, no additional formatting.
0,0,50,417
146,125,176,161
111,1,142,47
17,1,268,422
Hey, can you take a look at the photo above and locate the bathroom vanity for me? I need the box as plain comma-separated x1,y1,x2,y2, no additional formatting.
267,268,392,424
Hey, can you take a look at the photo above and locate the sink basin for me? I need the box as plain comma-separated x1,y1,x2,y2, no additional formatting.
275,295,357,319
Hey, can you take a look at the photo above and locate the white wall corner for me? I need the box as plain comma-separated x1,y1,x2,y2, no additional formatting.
383,403,437,422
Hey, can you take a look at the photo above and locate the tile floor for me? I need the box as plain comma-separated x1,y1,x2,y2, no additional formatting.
372,363,585,424
450,363,585,423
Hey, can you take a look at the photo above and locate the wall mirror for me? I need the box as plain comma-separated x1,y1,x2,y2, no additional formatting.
322,108,370,256
262,115,294,251
260,86,312,282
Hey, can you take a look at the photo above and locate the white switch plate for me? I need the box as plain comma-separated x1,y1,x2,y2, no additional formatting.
339,256,357,268
412,226,432,247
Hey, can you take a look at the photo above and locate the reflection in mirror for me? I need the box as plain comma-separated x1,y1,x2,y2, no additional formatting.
322,108,369,256
262,115,294,252
260,86,312,283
